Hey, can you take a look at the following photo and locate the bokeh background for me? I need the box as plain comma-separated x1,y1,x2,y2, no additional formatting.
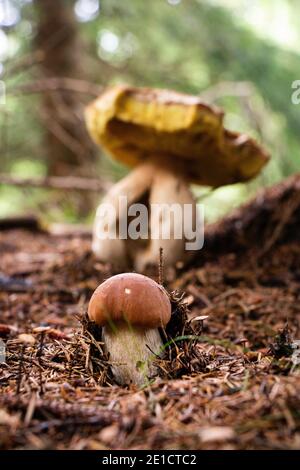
0,0,299,225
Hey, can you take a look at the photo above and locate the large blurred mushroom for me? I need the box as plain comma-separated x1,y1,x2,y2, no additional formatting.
85,85,269,270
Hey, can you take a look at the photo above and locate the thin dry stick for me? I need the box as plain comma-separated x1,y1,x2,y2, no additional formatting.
0,174,111,193
16,346,25,396
36,332,45,395
159,247,164,285
38,108,88,160
200,80,254,102
9,77,103,97
4,50,45,78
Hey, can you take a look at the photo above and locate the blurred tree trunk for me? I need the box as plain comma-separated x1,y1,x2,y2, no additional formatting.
34,0,96,188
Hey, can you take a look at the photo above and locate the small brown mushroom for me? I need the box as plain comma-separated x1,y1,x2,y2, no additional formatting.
88,273,171,386
85,85,269,270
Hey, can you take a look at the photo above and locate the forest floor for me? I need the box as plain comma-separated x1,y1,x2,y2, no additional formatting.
0,174,300,450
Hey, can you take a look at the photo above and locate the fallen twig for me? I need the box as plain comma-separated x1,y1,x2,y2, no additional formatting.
9,77,103,97
0,174,111,192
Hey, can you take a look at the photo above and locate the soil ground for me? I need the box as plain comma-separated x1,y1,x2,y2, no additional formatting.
0,175,300,450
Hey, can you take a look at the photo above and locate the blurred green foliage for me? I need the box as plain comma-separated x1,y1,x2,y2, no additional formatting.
0,0,299,223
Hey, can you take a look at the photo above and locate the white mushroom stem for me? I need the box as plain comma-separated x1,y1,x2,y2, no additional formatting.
92,162,155,269
92,161,197,270
134,166,197,271
103,323,163,386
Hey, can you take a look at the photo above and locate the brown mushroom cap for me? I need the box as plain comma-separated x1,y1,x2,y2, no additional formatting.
88,273,171,328
85,85,269,187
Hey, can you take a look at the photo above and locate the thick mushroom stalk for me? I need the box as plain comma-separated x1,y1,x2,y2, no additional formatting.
88,273,171,386
92,162,156,270
134,164,197,271
102,324,163,386
92,161,197,270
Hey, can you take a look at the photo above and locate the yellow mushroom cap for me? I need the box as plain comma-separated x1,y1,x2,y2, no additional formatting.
88,273,171,329
85,85,269,187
